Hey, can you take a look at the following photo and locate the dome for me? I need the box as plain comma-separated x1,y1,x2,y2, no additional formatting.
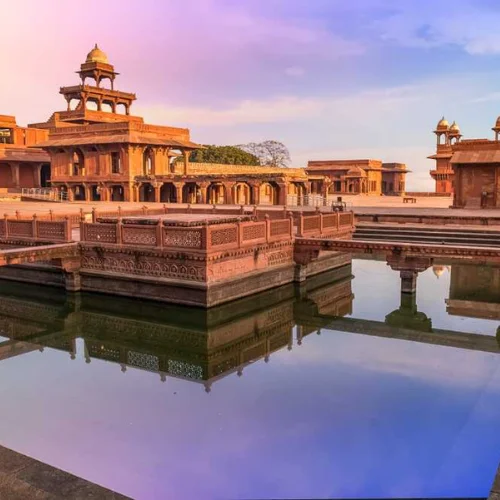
436,116,449,130
345,166,367,178
495,116,500,128
449,121,460,134
85,44,109,64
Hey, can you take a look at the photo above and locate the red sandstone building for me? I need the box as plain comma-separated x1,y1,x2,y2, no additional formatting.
0,45,410,203
0,115,50,191
429,115,500,208
307,159,408,196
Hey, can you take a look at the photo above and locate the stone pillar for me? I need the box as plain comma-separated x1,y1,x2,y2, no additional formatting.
183,150,189,175
10,162,20,188
387,255,433,295
199,184,208,204
225,183,234,205
62,257,82,292
154,183,162,203
252,183,261,205
84,184,92,202
400,270,418,294
278,183,287,206
175,183,183,204
33,163,43,188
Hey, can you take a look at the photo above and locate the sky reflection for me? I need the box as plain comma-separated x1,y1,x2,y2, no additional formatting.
0,259,498,499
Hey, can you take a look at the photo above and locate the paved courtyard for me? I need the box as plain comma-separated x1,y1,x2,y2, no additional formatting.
2,195,500,218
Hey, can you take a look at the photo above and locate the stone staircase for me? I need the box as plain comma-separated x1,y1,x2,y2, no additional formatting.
354,223,500,247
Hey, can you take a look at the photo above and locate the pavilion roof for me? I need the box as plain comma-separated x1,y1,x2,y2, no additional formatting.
32,134,201,150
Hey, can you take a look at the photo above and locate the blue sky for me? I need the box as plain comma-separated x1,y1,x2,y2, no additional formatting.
4,0,500,188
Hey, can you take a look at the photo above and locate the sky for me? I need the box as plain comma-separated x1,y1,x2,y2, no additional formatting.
4,0,500,189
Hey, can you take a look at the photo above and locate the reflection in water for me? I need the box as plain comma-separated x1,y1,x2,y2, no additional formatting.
0,259,498,499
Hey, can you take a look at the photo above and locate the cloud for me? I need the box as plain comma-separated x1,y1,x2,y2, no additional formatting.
371,0,500,55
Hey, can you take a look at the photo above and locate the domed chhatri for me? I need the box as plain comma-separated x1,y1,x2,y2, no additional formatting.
436,116,449,130
85,44,109,64
449,121,460,134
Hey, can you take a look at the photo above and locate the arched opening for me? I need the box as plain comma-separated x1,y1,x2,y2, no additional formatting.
182,183,199,203
73,185,86,201
233,182,251,205
207,183,226,204
91,185,101,201
260,182,279,205
40,164,51,187
110,185,124,202
72,149,85,176
160,183,177,203
143,148,154,176
139,183,155,202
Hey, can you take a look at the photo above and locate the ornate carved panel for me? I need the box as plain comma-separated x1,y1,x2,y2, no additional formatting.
122,226,157,246
163,229,202,248
211,227,237,246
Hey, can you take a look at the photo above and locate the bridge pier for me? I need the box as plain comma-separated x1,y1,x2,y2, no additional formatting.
387,255,433,295
60,257,82,293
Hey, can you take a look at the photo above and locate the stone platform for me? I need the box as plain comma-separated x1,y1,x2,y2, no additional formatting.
0,210,355,307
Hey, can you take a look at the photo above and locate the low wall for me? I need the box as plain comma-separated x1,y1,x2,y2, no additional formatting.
356,213,500,226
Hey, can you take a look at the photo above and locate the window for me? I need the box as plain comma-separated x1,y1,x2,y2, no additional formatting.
0,129,13,145
111,152,121,174
72,150,85,176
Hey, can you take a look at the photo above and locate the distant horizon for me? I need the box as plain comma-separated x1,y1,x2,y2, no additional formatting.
4,0,500,190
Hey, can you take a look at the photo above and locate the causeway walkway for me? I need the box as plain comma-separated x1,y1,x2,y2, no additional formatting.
0,445,129,499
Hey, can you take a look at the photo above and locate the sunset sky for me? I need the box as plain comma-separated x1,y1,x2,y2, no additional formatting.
3,0,500,188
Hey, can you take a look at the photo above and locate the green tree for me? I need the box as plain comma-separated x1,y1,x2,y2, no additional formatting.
176,145,260,165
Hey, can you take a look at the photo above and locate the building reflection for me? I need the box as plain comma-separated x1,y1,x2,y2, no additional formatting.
446,263,500,320
0,258,498,390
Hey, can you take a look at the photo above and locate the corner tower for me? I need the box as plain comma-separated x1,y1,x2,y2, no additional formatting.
428,117,455,194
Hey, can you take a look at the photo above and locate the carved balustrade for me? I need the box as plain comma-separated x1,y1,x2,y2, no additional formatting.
0,216,72,242
81,216,295,251
296,211,354,238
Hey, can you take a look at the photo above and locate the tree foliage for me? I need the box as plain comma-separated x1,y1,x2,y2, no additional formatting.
178,145,260,165
238,140,291,168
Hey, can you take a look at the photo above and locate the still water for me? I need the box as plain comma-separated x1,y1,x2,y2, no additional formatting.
0,258,498,499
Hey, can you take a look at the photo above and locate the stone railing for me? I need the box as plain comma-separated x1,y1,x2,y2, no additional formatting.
0,216,72,242
296,211,354,237
81,216,294,251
